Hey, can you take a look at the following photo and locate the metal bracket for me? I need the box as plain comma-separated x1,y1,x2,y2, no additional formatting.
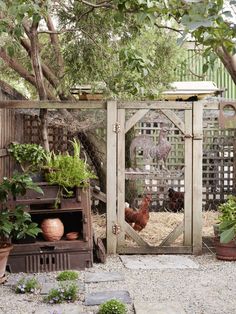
113,122,121,133
112,224,121,235
184,134,193,139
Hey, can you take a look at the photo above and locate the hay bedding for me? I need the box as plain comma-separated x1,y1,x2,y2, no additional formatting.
92,211,219,246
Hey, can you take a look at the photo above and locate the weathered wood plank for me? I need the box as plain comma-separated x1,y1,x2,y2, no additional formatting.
184,109,193,246
203,102,219,110
192,102,203,255
124,222,150,247
117,246,192,254
161,109,185,134
118,101,192,110
0,100,106,109
0,148,7,157
234,140,236,193
106,101,117,254
117,109,126,247
159,221,184,246
125,109,149,133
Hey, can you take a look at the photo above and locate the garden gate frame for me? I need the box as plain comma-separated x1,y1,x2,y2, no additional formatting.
1,99,222,255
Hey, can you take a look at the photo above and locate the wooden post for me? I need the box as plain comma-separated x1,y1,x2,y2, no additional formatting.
192,101,203,255
184,108,193,246
106,101,117,254
117,109,126,247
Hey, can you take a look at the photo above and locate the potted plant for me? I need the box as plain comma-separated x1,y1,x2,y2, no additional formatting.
214,195,236,260
0,173,42,281
8,142,47,180
43,139,96,206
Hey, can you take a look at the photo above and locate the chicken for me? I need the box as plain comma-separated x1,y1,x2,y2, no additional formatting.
125,194,152,232
167,188,184,212
130,125,171,172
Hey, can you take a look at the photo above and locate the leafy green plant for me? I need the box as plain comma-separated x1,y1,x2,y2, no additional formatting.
0,173,42,243
56,270,79,281
98,299,127,314
8,142,47,173
15,277,41,294
44,283,78,304
218,195,236,244
44,139,96,195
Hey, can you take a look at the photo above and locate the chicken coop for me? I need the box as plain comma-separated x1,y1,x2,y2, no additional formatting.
0,92,236,257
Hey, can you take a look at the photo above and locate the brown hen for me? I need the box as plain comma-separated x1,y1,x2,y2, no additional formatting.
125,194,152,232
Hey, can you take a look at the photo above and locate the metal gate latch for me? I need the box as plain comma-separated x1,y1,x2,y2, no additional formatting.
112,224,121,235
113,122,121,133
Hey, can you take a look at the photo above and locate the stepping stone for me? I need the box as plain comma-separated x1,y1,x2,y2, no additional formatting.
120,255,199,270
85,290,132,306
40,280,85,295
34,304,85,314
85,272,124,283
134,301,186,314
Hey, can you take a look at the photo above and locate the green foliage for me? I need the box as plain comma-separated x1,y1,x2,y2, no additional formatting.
8,143,47,173
0,172,43,202
44,140,96,193
44,283,78,304
56,270,79,281
0,173,42,241
218,196,236,244
15,277,41,294
98,299,127,314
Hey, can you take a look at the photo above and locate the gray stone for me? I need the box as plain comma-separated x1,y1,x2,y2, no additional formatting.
120,255,199,269
134,301,186,314
84,272,124,283
85,290,132,306
34,304,85,314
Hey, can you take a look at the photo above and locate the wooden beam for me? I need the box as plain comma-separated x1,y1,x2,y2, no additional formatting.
0,100,106,109
118,101,192,110
106,101,117,254
124,222,150,247
117,245,192,254
159,221,184,246
0,148,8,157
192,101,203,255
161,109,185,134
184,108,193,246
125,109,149,133
117,109,126,247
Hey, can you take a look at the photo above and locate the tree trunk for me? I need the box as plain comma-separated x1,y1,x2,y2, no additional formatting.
216,46,236,85
30,22,49,151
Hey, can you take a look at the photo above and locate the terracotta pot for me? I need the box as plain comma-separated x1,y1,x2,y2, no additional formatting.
41,218,64,241
214,237,236,261
66,232,79,241
0,244,13,279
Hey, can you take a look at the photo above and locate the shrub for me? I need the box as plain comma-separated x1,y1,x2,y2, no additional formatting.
44,283,78,304
98,299,127,314
15,277,41,294
56,270,79,281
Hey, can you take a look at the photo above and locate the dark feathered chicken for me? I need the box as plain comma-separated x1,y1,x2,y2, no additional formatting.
168,188,184,212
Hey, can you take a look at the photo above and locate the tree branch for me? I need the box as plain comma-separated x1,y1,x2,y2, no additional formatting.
81,0,114,8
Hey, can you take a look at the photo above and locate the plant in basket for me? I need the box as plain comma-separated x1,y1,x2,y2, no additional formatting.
8,142,47,180
214,195,236,261
0,173,42,281
43,139,96,202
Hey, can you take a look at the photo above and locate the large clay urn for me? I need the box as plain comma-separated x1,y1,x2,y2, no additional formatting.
0,244,13,279
41,218,64,241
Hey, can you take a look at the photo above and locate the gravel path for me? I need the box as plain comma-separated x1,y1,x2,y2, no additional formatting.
1,252,236,314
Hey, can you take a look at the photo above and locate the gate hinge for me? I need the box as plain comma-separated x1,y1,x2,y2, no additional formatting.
112,224,121,235
113,122,121,133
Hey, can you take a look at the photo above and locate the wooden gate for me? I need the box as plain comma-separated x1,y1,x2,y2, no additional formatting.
106,101,203,255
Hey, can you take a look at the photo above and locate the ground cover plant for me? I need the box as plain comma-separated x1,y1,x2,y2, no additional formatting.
44,283,78,304
56,270,79,281
15,277,41,294
98,299,127,314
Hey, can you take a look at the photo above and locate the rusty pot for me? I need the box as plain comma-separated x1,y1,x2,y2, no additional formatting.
214,237,236,261
41,218,64,241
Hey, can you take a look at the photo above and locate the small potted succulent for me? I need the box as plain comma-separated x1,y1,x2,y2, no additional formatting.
0,173,42,281
214,195,236,260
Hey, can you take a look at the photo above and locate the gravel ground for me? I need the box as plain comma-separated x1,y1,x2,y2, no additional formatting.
1,252,236,314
